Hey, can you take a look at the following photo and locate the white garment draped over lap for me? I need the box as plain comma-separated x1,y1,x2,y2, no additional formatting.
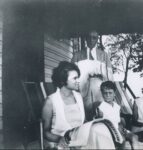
69,120,115,149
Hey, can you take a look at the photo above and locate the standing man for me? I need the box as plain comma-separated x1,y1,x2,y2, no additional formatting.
71,31,113,120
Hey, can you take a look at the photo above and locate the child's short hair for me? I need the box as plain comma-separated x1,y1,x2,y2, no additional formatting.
100,81,116,92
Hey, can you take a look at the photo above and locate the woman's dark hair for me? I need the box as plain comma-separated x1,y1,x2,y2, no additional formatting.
100,81,116,92
52,61,80,88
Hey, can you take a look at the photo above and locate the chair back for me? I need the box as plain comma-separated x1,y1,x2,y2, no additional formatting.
22,81,56,149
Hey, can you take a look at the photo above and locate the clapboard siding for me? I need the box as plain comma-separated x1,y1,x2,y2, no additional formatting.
44,36,73,53
45,68,52,75
45,43,73,59
44,36,73,82
45,50,70,62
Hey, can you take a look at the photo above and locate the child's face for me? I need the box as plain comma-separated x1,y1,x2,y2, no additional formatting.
102,88,115,104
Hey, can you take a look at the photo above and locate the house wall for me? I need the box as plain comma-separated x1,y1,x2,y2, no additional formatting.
2,4,44,148
44,36,73,82
1,3,76,148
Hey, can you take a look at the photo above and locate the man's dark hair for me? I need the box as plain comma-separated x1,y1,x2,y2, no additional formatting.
100,81,116,92
52,61,80,88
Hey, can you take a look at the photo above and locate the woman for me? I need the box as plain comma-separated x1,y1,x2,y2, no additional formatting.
42,61,115,149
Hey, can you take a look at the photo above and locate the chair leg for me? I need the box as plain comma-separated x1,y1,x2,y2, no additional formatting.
40,119,44,150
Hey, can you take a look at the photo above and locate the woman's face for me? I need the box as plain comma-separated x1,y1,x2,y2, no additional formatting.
66,70,79,91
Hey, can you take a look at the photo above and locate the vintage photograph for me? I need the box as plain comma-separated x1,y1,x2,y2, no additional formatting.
0,0,143,149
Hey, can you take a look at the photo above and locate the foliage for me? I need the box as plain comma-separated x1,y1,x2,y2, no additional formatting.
104,33,143,76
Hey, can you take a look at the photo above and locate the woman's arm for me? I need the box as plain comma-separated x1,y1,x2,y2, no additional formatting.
42,98,61,143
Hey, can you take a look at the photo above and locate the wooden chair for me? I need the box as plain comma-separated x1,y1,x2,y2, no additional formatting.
22,81,56,150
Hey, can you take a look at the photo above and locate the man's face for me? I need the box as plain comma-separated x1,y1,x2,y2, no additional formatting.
86,31,98,49
102,88,115,104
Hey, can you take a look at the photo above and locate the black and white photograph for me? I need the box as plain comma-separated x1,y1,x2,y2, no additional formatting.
0,0,143,149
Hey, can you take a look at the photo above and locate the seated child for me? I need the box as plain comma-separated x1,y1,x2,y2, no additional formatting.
94,81,138,149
